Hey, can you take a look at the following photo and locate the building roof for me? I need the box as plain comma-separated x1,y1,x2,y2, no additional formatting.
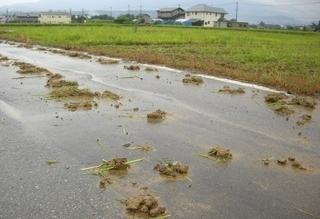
40,11,70,16
158,7,183,12
187,4,227,14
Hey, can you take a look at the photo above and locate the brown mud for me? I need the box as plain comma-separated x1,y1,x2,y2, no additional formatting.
145,67,158,72
97,58,119,65
218,86,245,95
64,101,98,112
201,146,233,161
124,65,140,71
101,90,122,101
265,93,317,116
147,110,167,123
13,61,49,75
296,114,312,126
154,160,189,177
124,188,167,218
182,75,204,85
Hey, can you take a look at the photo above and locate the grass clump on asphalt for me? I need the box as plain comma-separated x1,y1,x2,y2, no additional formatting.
199,146,233,162
218,86,245,94
147,110,167,123
49,85,96,99
97,58,119,65
101,90,122,101
182,75,204,85
13,61,49,74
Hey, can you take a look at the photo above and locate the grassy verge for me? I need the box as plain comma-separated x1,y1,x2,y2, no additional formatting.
0,24,319,95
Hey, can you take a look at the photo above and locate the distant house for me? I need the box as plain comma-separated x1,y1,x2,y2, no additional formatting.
14,13,39,23
135,14,152,24
157,7,185,21
39,12,71,24
175,19,203,27
227,19,248,28
0,16,6,23
186,4,227,27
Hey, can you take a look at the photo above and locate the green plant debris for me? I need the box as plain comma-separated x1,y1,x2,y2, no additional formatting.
46,160,58,165
182,75,204,85
265,93,288,103
81,158,143,175
101,90,122,101
154,160,189,177
218,86,245,95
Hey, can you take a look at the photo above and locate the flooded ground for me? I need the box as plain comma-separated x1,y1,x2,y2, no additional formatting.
0,42,319,218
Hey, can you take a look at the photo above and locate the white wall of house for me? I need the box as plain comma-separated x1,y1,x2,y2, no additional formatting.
39,14,71,24
186,12,224,27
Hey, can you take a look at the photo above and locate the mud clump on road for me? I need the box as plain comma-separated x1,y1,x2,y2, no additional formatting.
145,67,158,72
0,55,9,62
64,101,98,112
264,93,295,116
265,93,288,103
124,65,140,71
273,157,307,170
67,52,91,59
101,90,122,101
290,96,317,109
182,75,204,85
124,144,154,152
46,73,79,88
218,86,245,95
296,114,312,126
49,86,97,99
147,110,167,123
124,189,167,218
200,146,233,161
13,61,49,75
82,158,143,189
154,160,189,177
97,58,119,65
265,93,316,116
208,146,233,161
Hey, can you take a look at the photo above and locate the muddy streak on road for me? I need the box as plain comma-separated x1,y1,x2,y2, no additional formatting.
0,42,320,218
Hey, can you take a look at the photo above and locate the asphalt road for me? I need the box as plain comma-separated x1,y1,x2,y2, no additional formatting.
0,42,319,219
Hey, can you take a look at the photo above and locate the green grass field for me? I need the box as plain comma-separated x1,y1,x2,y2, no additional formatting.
1,24,319,95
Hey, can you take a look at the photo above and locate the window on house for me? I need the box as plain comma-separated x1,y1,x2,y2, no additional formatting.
208,21,210,24
195,12,197,15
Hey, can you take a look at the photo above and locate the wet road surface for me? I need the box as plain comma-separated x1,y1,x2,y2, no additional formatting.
0,42,320,219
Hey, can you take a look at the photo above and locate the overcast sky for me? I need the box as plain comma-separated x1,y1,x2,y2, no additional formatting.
0,0,319,24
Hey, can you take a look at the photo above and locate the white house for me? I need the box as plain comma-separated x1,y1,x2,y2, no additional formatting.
186,4,227,27
39,12,71,24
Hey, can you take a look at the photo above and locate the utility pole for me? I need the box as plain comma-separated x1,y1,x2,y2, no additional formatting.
139,2,142,15
110,7,112,18
236,1,238,21
128,4,130,15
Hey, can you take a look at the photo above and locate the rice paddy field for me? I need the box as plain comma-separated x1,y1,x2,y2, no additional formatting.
0,24,319,95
